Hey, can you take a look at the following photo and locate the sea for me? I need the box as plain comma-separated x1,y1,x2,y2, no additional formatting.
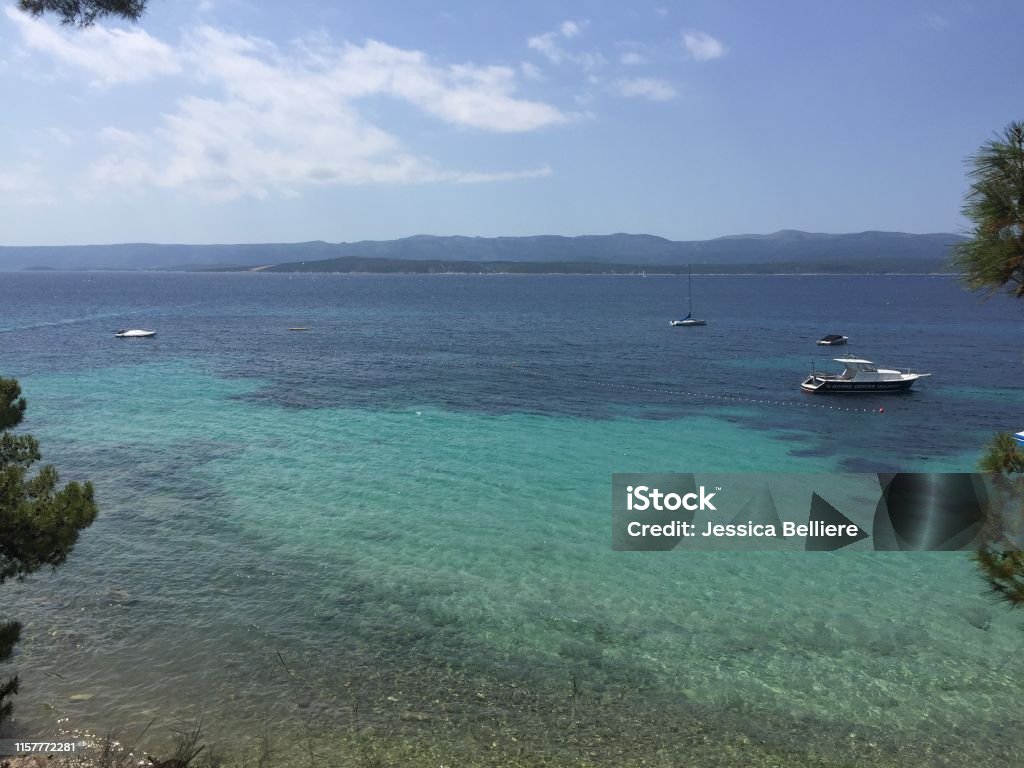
0,271,1022,767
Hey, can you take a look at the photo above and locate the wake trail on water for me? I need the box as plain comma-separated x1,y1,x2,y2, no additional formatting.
465,360,887,414
0,302,210,334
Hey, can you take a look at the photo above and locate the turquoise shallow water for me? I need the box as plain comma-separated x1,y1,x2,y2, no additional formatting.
1,273,1023,765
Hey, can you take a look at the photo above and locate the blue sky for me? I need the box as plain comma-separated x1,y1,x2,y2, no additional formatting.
1,0,1021,245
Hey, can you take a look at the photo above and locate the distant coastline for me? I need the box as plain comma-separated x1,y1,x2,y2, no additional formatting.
214,258,956,275
0,230,965,272
11,264,959,276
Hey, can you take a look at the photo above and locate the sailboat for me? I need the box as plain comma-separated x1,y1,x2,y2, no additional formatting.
670,265,707,326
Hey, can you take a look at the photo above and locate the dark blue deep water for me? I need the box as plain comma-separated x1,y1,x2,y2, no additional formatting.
1,272,1021,467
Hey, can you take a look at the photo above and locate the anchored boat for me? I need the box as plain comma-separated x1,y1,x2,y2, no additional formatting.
816,334,848,346
114,329,156,338
801,356,930,394
670,265,706,327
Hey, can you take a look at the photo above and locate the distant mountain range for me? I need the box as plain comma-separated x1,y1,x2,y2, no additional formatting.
0,230,966,272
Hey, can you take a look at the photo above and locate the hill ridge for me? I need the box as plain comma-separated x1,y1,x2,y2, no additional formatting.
0,230,966,271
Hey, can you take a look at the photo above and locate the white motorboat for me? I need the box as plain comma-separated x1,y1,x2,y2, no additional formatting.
1015,430,1024,447
114,329,156,338
816,334,848,346
801,356,930,393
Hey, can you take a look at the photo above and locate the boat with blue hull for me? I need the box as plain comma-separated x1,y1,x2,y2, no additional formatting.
801,356,930,394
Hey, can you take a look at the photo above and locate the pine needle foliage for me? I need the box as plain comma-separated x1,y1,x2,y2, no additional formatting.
16,0,146,27
0,377,98,724
953,121,1024,297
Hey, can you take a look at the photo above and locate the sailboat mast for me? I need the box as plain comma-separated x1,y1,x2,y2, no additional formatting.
688,264,694,315
669,263,706,326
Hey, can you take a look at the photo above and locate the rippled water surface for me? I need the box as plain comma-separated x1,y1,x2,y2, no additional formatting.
1,272,1022,766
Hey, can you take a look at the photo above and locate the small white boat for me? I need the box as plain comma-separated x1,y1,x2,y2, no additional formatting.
670,265,707,327
801,356,930,394
816,334,848,346
114,329,156,338
1015,431,1024,447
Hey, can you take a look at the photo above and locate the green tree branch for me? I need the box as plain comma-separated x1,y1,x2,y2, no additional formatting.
0,378,98,725
952,121,1024,297
16,0,146,27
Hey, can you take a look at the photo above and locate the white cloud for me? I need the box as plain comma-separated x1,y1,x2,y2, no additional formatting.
454,165,552,184
0,162,54,204
615,77,677,101
47,127,73,145
10,15,570,201
560,21,582,38
87,153,158,190
682,30,726,62
527,19,590,66
98,126,147,146
619,51,646,66
520,61,543,80
331,39,567,132
5,7,180,86
575,51,605,74
528,31,566,64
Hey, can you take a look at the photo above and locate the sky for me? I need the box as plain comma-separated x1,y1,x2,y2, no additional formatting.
1,0,1022,246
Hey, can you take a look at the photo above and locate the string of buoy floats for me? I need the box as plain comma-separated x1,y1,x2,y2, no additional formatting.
469,362,884,414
